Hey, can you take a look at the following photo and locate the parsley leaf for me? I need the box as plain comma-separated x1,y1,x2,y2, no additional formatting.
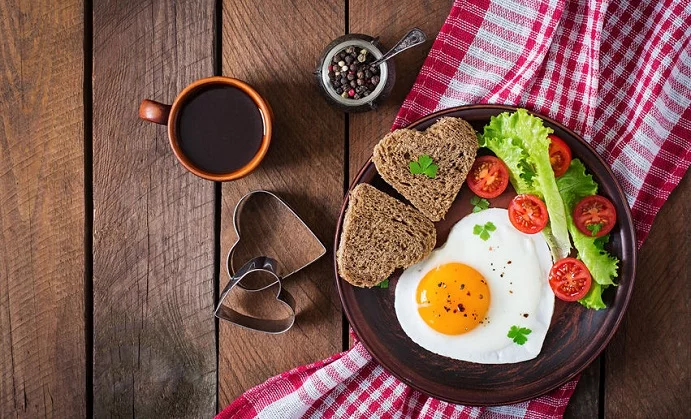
473,222,496,241
593,234,609,252
377,279,389,289
586,223,603,237
518,159,537,185
470,195,490,213
507,325,532,345
409,154,438,178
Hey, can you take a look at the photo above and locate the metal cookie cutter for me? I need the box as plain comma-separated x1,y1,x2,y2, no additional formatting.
214,190,326,334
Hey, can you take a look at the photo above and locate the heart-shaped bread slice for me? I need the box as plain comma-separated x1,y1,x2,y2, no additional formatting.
373,117,478,222
337,184,436,288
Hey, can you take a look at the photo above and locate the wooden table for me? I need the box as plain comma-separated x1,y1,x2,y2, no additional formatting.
1,1,688,417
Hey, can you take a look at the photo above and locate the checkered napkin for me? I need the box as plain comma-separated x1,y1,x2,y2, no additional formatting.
218,0,690,417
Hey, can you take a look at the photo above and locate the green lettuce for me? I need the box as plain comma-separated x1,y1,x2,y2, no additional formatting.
579,282,606,310
481,109,571,261
556,159,620,309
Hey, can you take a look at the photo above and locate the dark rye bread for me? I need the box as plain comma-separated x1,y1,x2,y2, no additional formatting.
337,184,436,288
373,117,478,221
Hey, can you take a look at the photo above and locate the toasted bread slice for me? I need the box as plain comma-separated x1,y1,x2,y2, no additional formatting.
337,184,436,288
373,117,478,221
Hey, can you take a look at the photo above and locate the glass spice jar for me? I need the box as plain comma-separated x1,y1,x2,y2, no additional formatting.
315,34,396,113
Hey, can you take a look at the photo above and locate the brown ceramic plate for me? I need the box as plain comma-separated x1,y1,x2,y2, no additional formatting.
334,104,637,406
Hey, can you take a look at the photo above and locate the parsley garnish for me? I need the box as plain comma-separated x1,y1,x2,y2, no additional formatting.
518,159,537,185
473,222,496,241
470,195,490,213
377,279,389,288
593,234,609,253
507,325,532,345
586,223,603,237
409,154,438,178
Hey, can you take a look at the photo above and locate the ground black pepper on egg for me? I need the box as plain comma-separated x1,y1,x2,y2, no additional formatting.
327,45,381,99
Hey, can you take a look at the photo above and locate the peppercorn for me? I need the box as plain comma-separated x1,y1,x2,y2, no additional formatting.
328,44,382,102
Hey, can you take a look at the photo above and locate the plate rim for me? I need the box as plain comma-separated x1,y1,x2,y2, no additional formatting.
333,104,637,406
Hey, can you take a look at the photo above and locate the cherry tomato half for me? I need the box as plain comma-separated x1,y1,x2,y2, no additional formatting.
549,258,592,302
508,194,549,234
573,195,617,238
466,156,510,199
548,134,572,177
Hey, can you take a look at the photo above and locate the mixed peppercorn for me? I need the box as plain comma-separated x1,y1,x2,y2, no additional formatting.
328,45,381,100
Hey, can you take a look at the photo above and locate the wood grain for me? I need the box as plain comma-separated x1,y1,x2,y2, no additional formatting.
92,1,216,417
605,174,690,419
0,1,85,417
218,0,344,407
564,359,600,418
348,0,453,183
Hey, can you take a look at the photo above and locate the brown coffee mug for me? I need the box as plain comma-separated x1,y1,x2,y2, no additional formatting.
139,76,272,181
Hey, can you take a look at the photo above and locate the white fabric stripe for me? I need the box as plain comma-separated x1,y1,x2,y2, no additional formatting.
476,27,524,56
447,80,492,98
482,9,535,40
467,39,516,70
259,392,311,419
495,0,540,20
486,400,530,417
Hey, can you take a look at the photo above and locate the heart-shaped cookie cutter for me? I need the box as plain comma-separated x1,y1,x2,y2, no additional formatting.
214,190,326,334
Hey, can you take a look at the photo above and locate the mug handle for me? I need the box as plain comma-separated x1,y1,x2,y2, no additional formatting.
139,99,171,125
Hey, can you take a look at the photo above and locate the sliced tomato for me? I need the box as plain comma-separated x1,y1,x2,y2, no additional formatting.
466,156,509,199
574,195,617,237
548,134,572,177
508,194,549,234
549,258,592,301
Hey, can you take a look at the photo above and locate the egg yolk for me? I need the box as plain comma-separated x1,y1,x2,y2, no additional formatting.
416,263,490,335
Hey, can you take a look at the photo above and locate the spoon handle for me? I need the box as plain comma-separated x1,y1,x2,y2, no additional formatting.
371,28,427,67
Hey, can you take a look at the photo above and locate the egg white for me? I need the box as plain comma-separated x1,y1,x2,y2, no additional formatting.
394,208,554,364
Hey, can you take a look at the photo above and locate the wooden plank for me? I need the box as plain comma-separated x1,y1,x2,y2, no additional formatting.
0,1,85,417
605,174,690,418
348,0,454,182
564,359,600,418
218,0,344,407
92,1,216,417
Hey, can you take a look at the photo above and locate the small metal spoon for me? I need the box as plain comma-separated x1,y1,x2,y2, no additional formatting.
370,28,427,67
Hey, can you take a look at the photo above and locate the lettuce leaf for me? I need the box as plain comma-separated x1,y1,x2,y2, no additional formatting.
482,109,571,261
556,159,620,309
579,282,607,310
478,136,539,195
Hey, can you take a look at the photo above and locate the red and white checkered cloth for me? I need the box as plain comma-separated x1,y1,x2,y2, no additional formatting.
218,0,690,417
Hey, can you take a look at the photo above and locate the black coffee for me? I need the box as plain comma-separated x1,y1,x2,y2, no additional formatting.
176,85,264,174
